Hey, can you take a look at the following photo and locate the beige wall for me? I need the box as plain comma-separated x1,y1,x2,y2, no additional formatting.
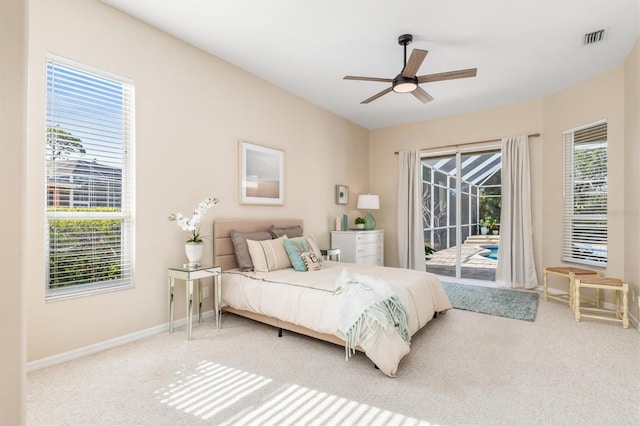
19,0,640,366
0,0,27,423
624,38,640,318
542,65,637,316
542,67,626,280
25,0,368,361
369,101,544,272
371,60,638,320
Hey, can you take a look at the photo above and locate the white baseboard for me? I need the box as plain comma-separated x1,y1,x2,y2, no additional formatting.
27,310,215,373
536,286,639,332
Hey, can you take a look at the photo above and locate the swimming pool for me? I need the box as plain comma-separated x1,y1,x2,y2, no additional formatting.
480,245,499,260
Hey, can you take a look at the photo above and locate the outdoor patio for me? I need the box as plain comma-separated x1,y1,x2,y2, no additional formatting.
426,235,499,281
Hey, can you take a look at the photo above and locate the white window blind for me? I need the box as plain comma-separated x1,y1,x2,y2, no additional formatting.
45,55,135,299
563,120,607,267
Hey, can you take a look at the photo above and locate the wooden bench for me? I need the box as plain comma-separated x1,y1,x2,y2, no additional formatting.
543,266,601,311
574,277,629,328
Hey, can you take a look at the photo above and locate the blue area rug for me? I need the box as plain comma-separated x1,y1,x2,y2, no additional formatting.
441,282,539,322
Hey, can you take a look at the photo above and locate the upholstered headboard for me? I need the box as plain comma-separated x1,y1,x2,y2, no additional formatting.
212,219,304,271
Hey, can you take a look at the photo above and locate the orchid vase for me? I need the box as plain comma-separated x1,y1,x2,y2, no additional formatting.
185,242,204,267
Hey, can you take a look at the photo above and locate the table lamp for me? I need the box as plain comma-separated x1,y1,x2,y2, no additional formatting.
357,194,380,230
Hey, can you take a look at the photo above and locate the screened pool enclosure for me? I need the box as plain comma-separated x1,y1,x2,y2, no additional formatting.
422,150,502,280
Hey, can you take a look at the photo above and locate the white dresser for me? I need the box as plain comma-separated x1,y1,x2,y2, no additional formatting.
330,230,384,266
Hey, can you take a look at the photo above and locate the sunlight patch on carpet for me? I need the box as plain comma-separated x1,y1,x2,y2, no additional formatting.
220,383,433,426
155,360,272,419
441,282,539,321
156,360,434,425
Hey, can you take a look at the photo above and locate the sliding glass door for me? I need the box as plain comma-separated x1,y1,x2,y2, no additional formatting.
422,149,501,281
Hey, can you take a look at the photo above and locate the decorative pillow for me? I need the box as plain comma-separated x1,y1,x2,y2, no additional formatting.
284,238,312,272
305,235,324,260
229,230,272,271
270,224,304,239
301,251,322,271
246,236,292,272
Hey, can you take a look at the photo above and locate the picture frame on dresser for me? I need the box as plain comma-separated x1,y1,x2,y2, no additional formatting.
335,185,349,205
239,141,285,205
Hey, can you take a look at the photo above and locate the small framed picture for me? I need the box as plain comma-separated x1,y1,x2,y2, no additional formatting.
335,185,349,205
239,141,285,205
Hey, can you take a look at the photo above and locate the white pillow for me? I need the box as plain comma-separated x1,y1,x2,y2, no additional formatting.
305,235,324,260
246,236,292,272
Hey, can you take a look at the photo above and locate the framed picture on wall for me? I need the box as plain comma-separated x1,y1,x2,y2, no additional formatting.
239,141,285,205
335,185,349,205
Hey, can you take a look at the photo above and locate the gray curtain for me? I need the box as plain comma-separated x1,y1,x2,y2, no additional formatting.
496,136,538,289
397,150,425,271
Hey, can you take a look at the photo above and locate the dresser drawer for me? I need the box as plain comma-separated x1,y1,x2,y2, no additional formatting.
356,232,383,244
356,242,379,257
356,254,380,265
330,230,384,266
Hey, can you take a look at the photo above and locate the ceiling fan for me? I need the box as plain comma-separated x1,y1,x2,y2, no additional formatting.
344,34,478,104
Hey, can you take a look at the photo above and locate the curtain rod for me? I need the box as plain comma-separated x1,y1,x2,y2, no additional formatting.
393,133,541,154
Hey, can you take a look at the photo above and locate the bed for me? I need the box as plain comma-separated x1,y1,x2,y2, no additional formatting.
212,219,452,377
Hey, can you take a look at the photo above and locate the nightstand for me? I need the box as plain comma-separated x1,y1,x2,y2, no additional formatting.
167,264,221,340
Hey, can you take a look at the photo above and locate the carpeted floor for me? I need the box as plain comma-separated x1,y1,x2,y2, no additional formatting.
441,282,539,321
26,294,640,425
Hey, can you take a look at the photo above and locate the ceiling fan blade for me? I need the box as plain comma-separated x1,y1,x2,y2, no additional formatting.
402,49,428,78
361,87,393,104
411,86,434,104
344,76,394,83
417,68,477,84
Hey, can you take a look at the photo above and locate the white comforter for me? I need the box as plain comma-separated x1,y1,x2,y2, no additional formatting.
221,261,452,376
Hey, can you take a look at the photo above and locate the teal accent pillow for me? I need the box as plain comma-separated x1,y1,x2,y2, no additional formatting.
284,238,311,271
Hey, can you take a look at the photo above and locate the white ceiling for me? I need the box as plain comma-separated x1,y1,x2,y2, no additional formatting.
101,0,639,130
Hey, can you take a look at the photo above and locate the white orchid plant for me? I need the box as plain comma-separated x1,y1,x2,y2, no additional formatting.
168,197,219,243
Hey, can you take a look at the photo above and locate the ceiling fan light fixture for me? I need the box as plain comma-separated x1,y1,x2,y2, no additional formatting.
392,75,418,93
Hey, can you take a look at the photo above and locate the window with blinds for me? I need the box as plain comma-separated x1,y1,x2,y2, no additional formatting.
563,120,607,267
45,55,135,299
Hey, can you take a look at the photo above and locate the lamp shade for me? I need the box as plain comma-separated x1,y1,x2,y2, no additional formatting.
357,194,380,210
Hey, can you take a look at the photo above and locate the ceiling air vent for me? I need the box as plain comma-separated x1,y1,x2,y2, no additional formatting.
583,29,607,45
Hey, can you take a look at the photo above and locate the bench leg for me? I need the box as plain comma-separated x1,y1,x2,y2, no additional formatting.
622,285,629,329
543,270,549,301
574,280,581,322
